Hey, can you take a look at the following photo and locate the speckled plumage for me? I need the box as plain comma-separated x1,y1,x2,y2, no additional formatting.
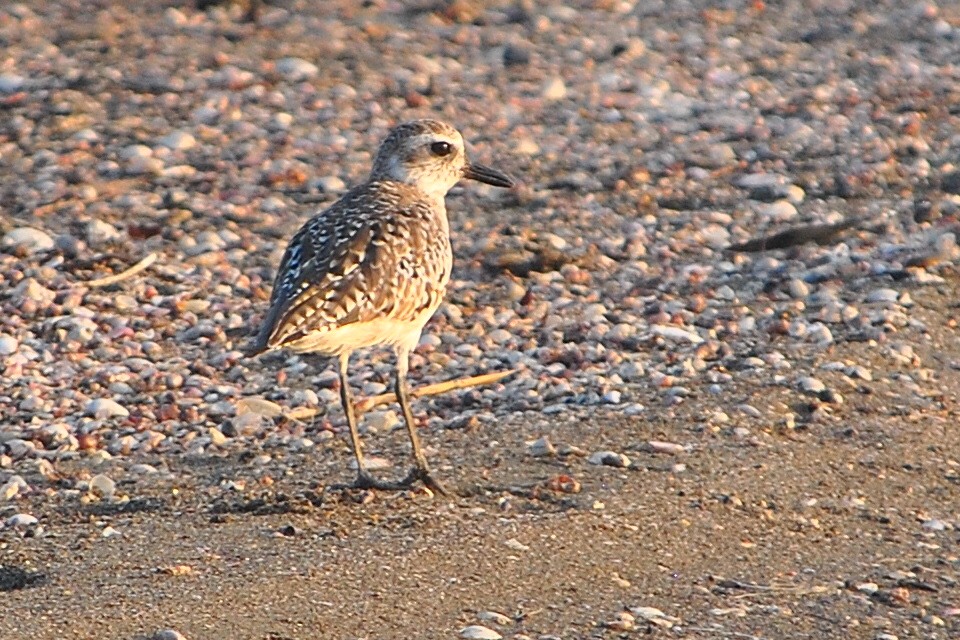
250,119,515,494
253,182,452,356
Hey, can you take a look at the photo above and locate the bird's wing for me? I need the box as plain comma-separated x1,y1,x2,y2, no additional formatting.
251,194,444,353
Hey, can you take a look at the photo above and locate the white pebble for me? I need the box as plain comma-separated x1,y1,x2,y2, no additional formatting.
86,398,130,419
541,77,567,101
6,513,38,527
158,130,196,150
797,376,826,394
650,324,704,344
0,334,18,356
477,611,512,626
459,625,502,640
526,436,556,457
90,473,116,499
276,57,319,81
3,227,54,253
86,219,121,245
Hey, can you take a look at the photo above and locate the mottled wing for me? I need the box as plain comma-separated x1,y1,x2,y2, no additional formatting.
251,191,448,353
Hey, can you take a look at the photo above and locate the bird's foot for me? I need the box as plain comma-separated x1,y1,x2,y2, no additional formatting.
402,465,450,497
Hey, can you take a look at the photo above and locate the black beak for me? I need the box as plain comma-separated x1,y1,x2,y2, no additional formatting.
463,162,516,188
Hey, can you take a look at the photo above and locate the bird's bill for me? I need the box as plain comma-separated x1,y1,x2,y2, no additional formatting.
463,162,515,188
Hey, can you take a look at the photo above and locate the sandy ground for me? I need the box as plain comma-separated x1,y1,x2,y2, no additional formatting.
4,282,960,638
2,1,960,639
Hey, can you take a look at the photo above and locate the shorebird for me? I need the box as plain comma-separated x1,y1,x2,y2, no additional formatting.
249,120,515,495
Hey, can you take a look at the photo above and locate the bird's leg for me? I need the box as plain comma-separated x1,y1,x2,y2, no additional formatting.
395,347,449,496
338,352,406,491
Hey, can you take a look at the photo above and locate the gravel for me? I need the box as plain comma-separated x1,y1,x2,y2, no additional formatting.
1,1,960,638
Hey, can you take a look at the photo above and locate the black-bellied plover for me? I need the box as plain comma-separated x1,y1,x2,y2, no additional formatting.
250,119,515,495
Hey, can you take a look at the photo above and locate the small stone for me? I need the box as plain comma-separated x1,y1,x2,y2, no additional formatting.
797,376,826,394
6,513,38,527
89,474,116,500
644,441,685,455
542,77,567,101
276,57,319,81
477,611,512,626
0,475,28,500
3,227,55,254
208,427,228,446
787,279,809,298
603,612,635,631
314,175,346,193
922,518,949,531
459,625,502,640
758,200,798,221
130,464,159,475
0,73,25,94
85,398,130,419
629,606,679,628
158,131,196,150
101,525,121,538
650,325,704,344
152,629,187,640
588,451,631,468
503,44,531,66
235,397,284,418
86,219,121,245
602,390,622,404
0,334,18,356
866,288,900,304
526,436,556,457
855,582,879,595
504,538,530,552
365,410,399,432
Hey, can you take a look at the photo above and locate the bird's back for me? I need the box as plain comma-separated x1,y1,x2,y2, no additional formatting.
251,181,452,356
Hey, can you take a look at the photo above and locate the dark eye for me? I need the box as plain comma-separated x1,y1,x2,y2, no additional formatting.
430,141,453,157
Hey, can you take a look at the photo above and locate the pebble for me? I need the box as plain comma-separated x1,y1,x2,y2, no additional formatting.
6,513,38,527
235,397,284,418
1,475,29,500
276,57,319,81
86,398,130,419
158,131,196,150
476,611,512,626
541,77,567,101
650,325,704,344
588,451,631,468
152,629,187,640
86,219,121,245
459,625,502,640
526,436,556,457
797,377,826,394
0,334,18,356
2,227,54,253
644,441,686,455
89,474,116,500
0,73,25,93
866,288,900,304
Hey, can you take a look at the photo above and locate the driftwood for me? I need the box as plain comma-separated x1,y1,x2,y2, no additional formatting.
727,218,862,252
284,369,518,421
86,253,158,287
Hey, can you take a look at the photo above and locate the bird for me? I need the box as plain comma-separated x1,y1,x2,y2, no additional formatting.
249,119,515,495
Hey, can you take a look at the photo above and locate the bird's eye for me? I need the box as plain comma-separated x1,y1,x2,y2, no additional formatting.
430,141,453,157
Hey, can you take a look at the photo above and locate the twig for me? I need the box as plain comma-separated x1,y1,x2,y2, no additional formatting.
86,253,158,288
282,369,518,422
355,369,518,413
